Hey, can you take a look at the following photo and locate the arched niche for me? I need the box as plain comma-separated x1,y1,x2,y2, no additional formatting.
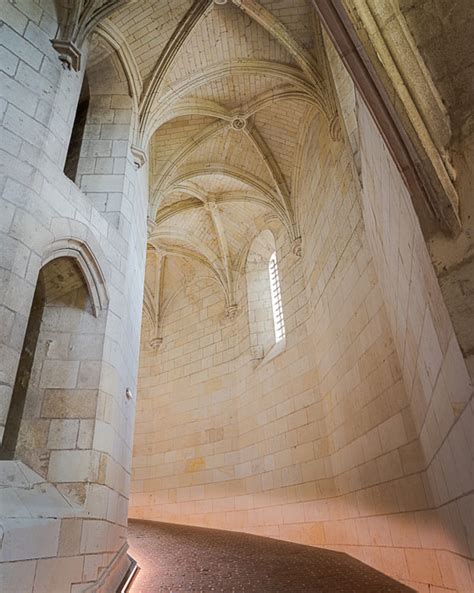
0,253,107,483
42,237,109,317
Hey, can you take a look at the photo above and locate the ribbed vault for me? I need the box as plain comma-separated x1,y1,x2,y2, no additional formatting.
101,0,341,343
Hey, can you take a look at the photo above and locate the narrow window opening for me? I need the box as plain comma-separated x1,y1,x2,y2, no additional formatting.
64,73,89,182
269,251,285,343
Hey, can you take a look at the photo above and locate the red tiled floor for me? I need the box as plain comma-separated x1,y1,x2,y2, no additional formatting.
127,519,414,593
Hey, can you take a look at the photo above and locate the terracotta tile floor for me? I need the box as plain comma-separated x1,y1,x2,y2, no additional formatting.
127,519,414,593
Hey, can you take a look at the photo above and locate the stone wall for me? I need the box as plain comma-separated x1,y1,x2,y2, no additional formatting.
0,1,147,591
357,100,473,593
131,96,472,591
1,1,472,592
327,34,473,589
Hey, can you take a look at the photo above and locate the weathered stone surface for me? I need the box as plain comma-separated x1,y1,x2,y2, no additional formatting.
1,1,472,592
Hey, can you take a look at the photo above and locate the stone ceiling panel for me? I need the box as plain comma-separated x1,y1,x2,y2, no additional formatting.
170,208,220,254
137,0,329,317
217,201,267,261
180,173,257,195
252,98,310,197
190,74,296,111
258,0,316,51
163,2,296,91
110,0,194,83
184,127,273,187
151,115,217,178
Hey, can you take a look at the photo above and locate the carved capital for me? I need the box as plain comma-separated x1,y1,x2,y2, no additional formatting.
150,336,163,350
131,145,147,169
51,39,81,71
329,113,342,142
250,345,264,360
292,237,303,257
147,217,157,238
225,304,239,320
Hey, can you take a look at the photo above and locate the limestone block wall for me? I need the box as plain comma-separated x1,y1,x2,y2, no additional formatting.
0,1,147,591
326,31,472,589
357,100,473,592
134,277,245,511
131,101,472,592
75,37,135,231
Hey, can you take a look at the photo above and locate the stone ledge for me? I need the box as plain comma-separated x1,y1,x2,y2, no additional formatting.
0,461,74,519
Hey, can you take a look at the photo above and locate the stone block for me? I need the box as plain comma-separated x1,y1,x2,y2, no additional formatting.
77,419,95,449
39,360,79,389
47,419,79,449
58,518,83,557
0,519,60,562
0,23,41,65
41,389,97,419
0,560,36,593
33,556,83,593
47,450,99,483
0,489,30,518
80,519,109,554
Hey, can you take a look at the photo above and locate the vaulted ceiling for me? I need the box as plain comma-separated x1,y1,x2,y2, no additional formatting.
97,0,340,339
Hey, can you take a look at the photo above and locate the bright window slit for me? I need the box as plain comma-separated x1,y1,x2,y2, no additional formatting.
268,251,285,343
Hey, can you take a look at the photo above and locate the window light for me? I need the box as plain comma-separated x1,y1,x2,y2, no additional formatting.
268,251,285,342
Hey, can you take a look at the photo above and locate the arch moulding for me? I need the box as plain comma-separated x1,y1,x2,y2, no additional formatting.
41,237,109,317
